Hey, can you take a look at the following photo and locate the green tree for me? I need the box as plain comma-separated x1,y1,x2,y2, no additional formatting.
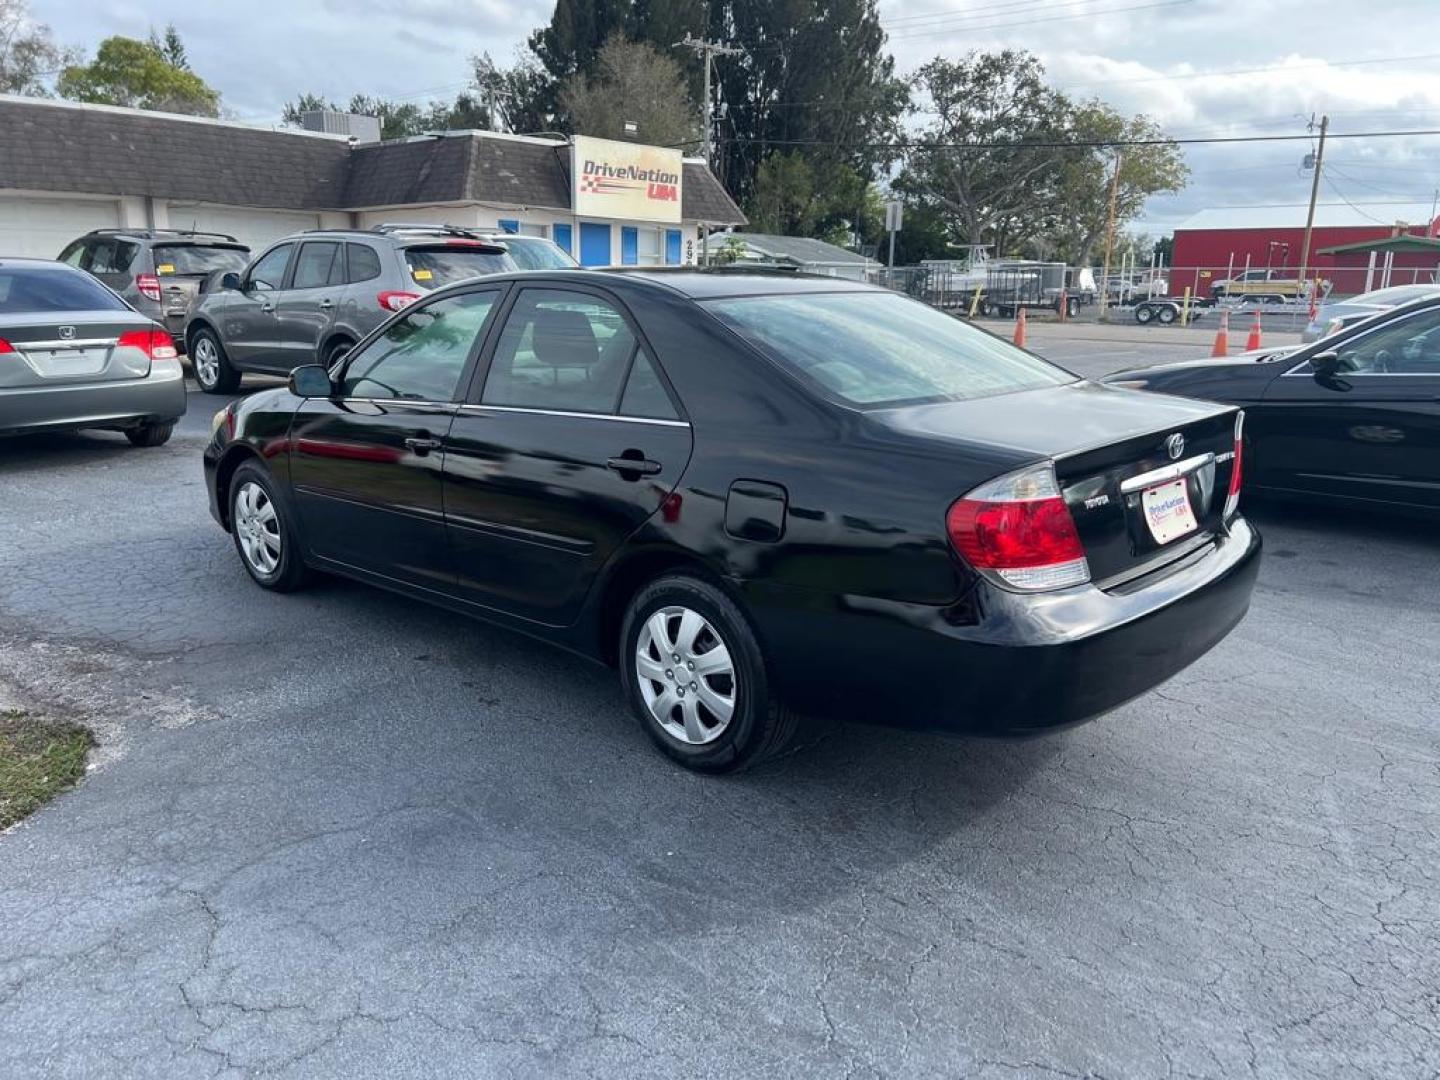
894,50,1068,255
282,90,503,141
1050,102,1187,266
0,0,77,96
746,151,876,248
148,23,188,71
58,35,219,116
559,33,695,145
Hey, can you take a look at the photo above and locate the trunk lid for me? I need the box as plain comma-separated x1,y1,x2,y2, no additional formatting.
0,313,156,387
871,381,1240,589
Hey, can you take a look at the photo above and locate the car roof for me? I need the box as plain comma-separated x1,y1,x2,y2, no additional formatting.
0,257,84,269
601,268,885,300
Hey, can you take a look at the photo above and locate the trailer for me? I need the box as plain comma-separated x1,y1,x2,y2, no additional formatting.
1132,297,1211,325
979,260,1081,319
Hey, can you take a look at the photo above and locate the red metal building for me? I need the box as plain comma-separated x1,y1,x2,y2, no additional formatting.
1169,202,1440,298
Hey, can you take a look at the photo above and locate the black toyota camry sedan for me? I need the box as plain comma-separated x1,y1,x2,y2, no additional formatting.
205,270,1260,771
1105,295,1440,516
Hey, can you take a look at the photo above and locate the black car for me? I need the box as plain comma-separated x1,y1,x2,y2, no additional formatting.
204,271,1260,772
1104,295,1440,516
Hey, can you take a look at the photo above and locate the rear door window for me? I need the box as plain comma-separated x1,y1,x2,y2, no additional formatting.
86,239,138,274
345,243,383,284
247,244,294,292
291,242,343,289
618,351,679,420
404,245,512,289
481,289,637,413
151,244,248,277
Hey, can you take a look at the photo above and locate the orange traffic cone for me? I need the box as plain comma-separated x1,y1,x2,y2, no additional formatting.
1013,306,1028,347
1245,309,1262,351
1211,308,1230,358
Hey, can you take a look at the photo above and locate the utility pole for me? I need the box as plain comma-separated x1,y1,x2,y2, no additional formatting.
676,33,742,167
1098,151,1123,317
1297,114,1329,289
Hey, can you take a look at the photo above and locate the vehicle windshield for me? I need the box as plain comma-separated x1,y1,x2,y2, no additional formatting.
501,238,576,271
152,244,249,277
705,291,1076,406
0,265,129,313
404,246,513,289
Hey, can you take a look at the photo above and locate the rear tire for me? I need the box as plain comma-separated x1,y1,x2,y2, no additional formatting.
228,461,309,592
125,420,174,447
191,328,239,394
322,337,354,371
1135,304,1155,324
620,574,798,773
1065,296,1080,318
1157,304,1178,325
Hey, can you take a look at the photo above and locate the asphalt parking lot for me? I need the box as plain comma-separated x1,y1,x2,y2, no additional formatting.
1,324,1436,1079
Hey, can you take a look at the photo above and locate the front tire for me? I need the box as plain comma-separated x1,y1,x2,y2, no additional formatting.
125,420,174,447
620,575,797,773
191,328,239,394
228,461,308,592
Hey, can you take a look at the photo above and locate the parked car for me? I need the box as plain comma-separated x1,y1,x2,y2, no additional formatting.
185,224,517,392
1104,295,1440,516
205,270,1260,772
479,233,578,270
58,228,249,348
0,258,186,445
1301,283,1440,342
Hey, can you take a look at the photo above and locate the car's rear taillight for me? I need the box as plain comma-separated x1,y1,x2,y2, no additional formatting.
1224,411,1245,519
117,328,178,360
136,273,162,302
0,337,16,356
378,290,422,311
946,463,1090,592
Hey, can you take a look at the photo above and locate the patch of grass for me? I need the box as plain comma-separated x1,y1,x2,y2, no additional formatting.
0,709,94,830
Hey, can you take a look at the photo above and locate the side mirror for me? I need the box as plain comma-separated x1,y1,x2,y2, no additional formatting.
288,364,334,399
1310,350,1341,379
220,272,242,292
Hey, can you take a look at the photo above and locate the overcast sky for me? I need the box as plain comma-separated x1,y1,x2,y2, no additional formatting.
30,0,1440,233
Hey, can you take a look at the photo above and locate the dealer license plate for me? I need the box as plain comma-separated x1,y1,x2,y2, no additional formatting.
1141,478,1198,545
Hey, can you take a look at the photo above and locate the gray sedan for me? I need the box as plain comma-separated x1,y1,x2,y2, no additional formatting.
0,259,186,445
1302,283,1440,342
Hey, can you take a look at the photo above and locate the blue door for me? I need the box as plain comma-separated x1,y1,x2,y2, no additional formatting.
497,219,519,234
553,223,573,256
579,223,611,267
665,229,682,265
620,227,638,266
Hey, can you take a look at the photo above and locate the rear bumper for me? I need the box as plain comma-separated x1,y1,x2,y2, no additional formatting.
0,359,187,436
743,517,1262,735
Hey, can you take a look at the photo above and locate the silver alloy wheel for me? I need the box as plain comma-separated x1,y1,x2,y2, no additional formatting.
193,336,219,387
636,605,736,745
233,481,281,576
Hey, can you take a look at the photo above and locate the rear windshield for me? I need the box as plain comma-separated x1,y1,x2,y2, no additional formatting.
152,244,249,276
501,239,575,271
404,246,513,289
0,266,129,314
705,291,1075,407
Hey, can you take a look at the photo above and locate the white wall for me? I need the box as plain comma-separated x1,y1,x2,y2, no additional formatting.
0,190,127,258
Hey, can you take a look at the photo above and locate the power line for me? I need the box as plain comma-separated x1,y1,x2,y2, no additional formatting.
885,0,1190,39
688,127,1440,151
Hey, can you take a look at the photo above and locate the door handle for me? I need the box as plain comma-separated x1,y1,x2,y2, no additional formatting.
318,299,334,310
405,436,443,455
607,454,662,477
260,302,275,313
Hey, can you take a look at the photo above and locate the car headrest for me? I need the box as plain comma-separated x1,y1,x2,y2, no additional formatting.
533,309,599,368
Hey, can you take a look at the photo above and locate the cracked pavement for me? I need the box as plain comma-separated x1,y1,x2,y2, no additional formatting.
1,339,1437,1078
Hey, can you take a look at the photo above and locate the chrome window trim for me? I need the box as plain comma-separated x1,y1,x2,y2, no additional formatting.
457,403,690,428
1119,452,1216,494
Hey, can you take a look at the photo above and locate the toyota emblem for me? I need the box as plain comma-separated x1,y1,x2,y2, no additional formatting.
1165,433,1185,460
58,325,76,340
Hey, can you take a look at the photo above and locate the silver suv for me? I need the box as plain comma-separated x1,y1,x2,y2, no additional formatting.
58,229,250,348
185,224,521,393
